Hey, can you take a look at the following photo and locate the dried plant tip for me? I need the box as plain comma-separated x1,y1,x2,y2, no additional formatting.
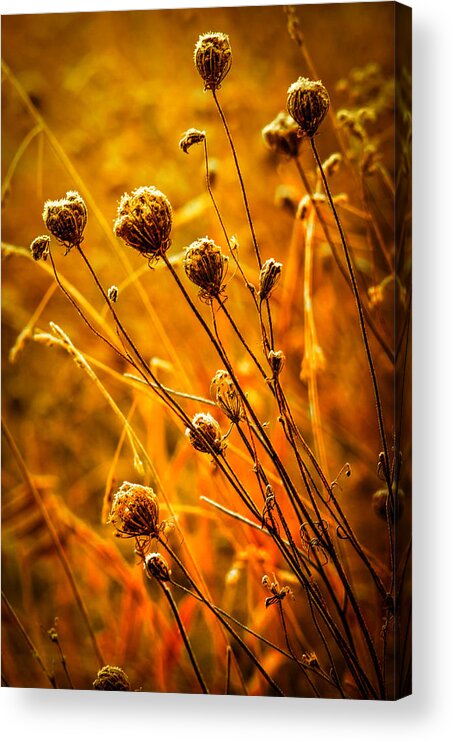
144,552,171,582
262,111,301,158
186,412,224,455
107,285,119,303
322,153,342,177
114,186,172,262
268,350,285,377
211,370,243,423
184,237,228,302
194,32,232,91
259,258,282,301
287,77,330,138
262,574,293,608
372,488,405,522
302,651,320,668
179,128,206,154
42,191,87,252
30,235,50,262
108,481,159,539
93,665,131,691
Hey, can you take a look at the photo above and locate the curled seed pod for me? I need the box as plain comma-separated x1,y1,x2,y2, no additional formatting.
93,665,131,691
186,412,224,455
107,285,119,303
211,370,243,423
287,77,330,138
268,349,285,377
372,488,405,522
114,186,172,262
30,235,50,262
42,191,87,252
144,552,171,583
259,258,282,301
184,237,228,302
179,128,206,154
194,32,232,91
108,481,159,539
322,152,342,177
262,111,301,158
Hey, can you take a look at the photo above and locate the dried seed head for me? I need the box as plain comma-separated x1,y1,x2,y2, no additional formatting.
259,258,282,301
211,370,243,423
186,412,224,455
108,481,159,539
302,651,320,668
107,285,119,303
93,665,131,691
144,552,171,583
194,32,232,91
42,191,87,252
184,237,228,302
372,488,405,522
268,350,286,377
287,77,330,138
179,128,206,154
30,235,50,262
114,186,172,262
274,185,299,218
262,111,301,158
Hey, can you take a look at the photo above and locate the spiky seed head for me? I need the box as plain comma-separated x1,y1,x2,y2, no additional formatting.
114,186,172,262
179,128,206,154
108,481,159,538
30,235,50,262
186,412,224,455
194,32,232,91
144,552,171,583
107,285,119,303
211,370,243,423
262,111,301,158
184,237,228,302
93,665,131,691
42,191,87,252
268,349,286,377
259,258,282,301
287,78,330,138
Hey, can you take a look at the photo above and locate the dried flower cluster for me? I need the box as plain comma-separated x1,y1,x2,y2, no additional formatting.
114,186,172,262
259,258,282,301
186,412,224,455
144,552,171,583
262,111,301,158
108,481,159,539
194,32,232,91
287,77,330,138
42,191,87,252
93,665,131,691
30,235,50,262
184,237,228,302
211,370,243,423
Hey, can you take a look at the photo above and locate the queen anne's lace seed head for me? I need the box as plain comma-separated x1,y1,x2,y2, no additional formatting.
262,111,301,158
186,412,224,455
194,32,232,91
30,235,50,262
211,370,243,423
287,78,330,138
108,481,159,539
144,552,171,583
92,665,131,691
42,191,87,252
184,237,228,302
114,186,172,262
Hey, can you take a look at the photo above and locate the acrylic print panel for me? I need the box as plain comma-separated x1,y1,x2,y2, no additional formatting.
1,2,411,700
